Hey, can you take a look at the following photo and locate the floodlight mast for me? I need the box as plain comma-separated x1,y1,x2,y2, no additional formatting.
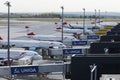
83,8,85,35
99,9,101,25
61,6,64,43
95,9,97,27
4,1,11,66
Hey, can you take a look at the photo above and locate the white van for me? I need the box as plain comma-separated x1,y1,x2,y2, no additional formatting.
18,56,33,65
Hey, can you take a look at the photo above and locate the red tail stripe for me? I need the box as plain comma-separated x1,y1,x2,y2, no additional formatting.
25,26,30,29
0,37,3,40
56,27,62,29
27,32,35,35
54,22,58,24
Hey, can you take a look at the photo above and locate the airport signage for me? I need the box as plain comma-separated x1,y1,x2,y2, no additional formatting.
63,49,82,54
72,41,87,46
11,66,39,75
87,35,99,39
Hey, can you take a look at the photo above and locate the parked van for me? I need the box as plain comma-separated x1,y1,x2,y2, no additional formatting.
18,56,33,65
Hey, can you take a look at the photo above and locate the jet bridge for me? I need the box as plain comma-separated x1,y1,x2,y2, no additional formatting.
1,54,120,80
0,63,68,79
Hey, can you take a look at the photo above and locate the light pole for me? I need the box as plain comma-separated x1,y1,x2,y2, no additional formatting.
98,9,100,25
4,1,13,80
94,9,97,27
105,11,107,21
61,6,65,80
83,8,85,35
61,6,64,43
4,1,11,66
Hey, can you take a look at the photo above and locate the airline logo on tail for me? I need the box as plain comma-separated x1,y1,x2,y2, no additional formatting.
0,37,3,40
24,26,36,37
27,32,35,36
54,21,68,29
27,32,36,38
56,27,62,30
25,26,30,29
20,52,26,56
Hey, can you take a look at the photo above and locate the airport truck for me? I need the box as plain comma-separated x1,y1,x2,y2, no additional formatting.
18,56,33,65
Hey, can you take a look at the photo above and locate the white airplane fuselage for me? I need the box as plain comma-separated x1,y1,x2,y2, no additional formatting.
56,28,94,35
56,28,82,34
0,49,42,60
69,23,97,29
0,40,66,49
28,35,79,41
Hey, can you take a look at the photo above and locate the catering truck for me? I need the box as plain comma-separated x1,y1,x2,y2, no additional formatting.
18,56,33,65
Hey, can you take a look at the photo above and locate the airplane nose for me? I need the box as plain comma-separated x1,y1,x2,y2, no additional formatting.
73,38,79,41
62,44,67,48
37,55,43,60
33,55,43,60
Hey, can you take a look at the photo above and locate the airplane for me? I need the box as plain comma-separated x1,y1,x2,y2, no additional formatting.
0,49,42,60
68,23,101,29
91,19,103,24
27,32,79,42
0,37,66,50
98,22,118,26
54,21,95,35
56,26,95,35
55,19,116,30
54,21,100,30
91,20,118,28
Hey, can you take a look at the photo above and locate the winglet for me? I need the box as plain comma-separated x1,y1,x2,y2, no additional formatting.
25,26,30,29
56,27,62,30
27,32,35,36
0,36,3,40
54,22,58,24
63,22,67,25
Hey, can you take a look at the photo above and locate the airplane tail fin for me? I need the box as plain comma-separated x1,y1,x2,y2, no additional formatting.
25,26,30,29
54,21,68,28
27,32,35,36
24,26,36,37
63,22,67,25
69,24,74,28
0,36,3,40
84,26,94,35
54,22,62,31
56,27,62,29
56,26,62,31
25,25,31,34
91,19,103,24
54,22,59,28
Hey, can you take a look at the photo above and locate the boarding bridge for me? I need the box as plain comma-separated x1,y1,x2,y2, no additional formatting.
0,63,69,79
2,54,120,80
42,37,101,57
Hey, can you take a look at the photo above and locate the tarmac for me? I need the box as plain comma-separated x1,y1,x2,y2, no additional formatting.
0,19,119,80
0,20,69,80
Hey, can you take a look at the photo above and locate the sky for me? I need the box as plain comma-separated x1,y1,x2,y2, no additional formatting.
0,0,120,13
